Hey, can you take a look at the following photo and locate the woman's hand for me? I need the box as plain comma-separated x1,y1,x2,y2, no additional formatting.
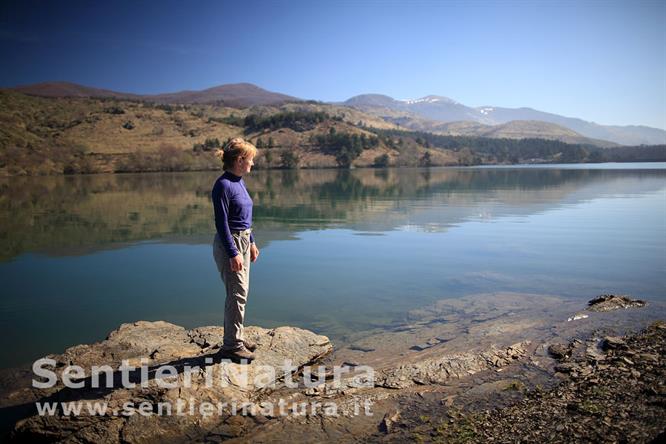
229,254,243,272
250,243,260,262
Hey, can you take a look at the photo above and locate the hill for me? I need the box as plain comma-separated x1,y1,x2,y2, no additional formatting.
386,117,617,148
344,94,666,146
1,90,662,176
0,90,416,175
9,81,143,100
477,106,666,146
9,81,662,146
444,120,618,147
4,81,300,108
145,83,300,107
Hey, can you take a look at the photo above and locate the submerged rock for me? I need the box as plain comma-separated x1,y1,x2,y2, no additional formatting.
410,343,433,351
376,341,531,389
587,294,646,312
567,312,589,321
548,343,572,360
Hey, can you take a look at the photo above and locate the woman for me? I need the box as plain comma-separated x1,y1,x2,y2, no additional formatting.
212,138,260,361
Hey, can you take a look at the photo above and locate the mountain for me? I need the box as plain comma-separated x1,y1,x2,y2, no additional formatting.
344,94,400,109
360,103,617,147
402,95,492,123
430,120,618,147
10,81,142,100
6,82,664,145
476,106,665,146
344,94,492,123
146,83,300,106
4,81,300,107
344,94,666,146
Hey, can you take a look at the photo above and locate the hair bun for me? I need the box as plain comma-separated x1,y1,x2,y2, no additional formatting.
214,149,224,160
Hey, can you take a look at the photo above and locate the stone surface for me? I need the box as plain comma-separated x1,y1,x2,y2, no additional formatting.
376,341,530,389
547,343,571,360
370,320,666,443
7,321,332,443
587,294,647,312
602,336,628,350
379,409,401,433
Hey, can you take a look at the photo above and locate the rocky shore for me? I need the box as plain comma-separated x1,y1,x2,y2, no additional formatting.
376,319,666,443
0,293,664,443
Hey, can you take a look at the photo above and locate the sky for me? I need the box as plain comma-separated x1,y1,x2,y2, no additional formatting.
1,0,665,129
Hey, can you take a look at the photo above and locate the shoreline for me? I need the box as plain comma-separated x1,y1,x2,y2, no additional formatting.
378,320,666,443
1,293,664,442
2,160,665,178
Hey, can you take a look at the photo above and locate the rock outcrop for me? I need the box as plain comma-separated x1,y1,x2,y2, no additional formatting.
383,320,666,443
8,321,332,443
587,294,647,312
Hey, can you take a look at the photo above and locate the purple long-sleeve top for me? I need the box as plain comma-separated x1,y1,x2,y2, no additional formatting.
211,171,255,257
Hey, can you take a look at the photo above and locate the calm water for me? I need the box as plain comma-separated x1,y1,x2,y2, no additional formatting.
1,163,665,369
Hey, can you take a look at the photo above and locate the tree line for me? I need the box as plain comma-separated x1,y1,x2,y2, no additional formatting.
367,128,627,164
310,128,380,167
243,111,341,133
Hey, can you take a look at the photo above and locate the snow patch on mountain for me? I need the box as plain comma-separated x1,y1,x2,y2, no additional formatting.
400,95,459,105
401,97,440,105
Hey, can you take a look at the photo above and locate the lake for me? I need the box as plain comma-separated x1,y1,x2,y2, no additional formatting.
1,163,665,369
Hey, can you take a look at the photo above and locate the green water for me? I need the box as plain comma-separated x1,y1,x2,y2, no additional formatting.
1,163,665,369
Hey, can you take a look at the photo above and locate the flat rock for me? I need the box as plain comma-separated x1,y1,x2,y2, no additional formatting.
585,344,607,362
9,321,332,443
348,344,375,352
602,336,628,350
376,341,531,389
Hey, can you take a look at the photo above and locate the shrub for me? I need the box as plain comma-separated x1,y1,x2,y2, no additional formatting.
104,106,125,114
192,137,221,152
244,111,330,133
280,150,300,169
374,153,390,167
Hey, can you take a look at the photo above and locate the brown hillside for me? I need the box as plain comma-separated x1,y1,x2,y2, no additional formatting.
7,81,141,100
146,83,299,107
7,81,300,107
1,91,447,175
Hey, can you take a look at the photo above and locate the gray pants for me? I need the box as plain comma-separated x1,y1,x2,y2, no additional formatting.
213,230,251,351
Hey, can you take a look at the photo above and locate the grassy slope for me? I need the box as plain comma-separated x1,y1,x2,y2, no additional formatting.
0,91,463,175
0,91,241,154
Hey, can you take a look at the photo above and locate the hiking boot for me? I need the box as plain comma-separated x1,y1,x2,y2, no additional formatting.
219,345,256,361
242,338,257,352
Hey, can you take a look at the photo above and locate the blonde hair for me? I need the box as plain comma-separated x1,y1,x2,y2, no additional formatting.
214,138,257,170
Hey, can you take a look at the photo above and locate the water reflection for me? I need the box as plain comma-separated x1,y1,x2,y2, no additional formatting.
1,166,664,261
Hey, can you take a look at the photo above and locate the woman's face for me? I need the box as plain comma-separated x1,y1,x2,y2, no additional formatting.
237,153,255,175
